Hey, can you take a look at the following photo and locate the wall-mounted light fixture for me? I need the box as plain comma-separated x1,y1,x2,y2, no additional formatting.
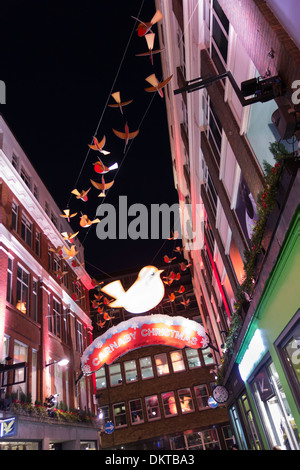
45,358,69,368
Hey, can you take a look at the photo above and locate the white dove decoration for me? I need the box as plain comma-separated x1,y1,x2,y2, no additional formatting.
101,265,165,314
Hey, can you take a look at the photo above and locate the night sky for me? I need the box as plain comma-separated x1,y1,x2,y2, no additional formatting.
0,0,180,278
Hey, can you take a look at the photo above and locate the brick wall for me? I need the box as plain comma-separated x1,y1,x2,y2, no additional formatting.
217,0,300,88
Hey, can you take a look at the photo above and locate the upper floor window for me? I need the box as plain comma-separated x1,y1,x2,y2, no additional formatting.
186,348,201,369
35,230,41,257
145,395,161,421
178,388,195,414
109,363,122,386
45,201,50,216
194,384,210,409
21,213,32,247
139,356,154,380
33,184,39,200
20,167,31,189
129,398,144,425
124,360,138,383
113,402,127,428
76,320,83,353
155,353,170,376
162,391,178,417
32,279,38,322
95,367,107,390
50,298,61,337
12,153,19,171
16,264,29,315
170,350,185,373
12,201,18,231
6,257,13,304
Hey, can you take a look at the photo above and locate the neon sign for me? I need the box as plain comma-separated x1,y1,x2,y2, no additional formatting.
81,314,209,375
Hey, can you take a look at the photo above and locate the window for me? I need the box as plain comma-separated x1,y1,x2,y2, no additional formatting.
124,360,138,383
162,392,177,417
12,154,19,171
155,353,169,376
98,405,110,423
21,213,32,247
54,254,61,273
139,356,154,379
45,201,50,216
16,265,29,315
145,395,161,421
20,167,31,189
95,367,107,389
51,212,58,229
202,428,221,450
129,399,144,425
63,307,68,341
6,257,13,303
170,350,185,372
194,384,209,409
50,298,61,337
76,320,83,353
12,340,28,398
48,247,52,271
31,349,37,404
202,347,215,365
186,348,201,369
109,363,122,386
113,402,127,428
12,201,18,231
33,184,39,200
32,279,38,322
35,231,41,257
222,425,235,450
178,388,194,414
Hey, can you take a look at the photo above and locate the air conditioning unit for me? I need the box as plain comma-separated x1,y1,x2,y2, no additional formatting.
271,105,299,140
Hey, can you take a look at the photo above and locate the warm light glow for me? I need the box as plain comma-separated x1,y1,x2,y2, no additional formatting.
57,358,69,366
16,301,27,314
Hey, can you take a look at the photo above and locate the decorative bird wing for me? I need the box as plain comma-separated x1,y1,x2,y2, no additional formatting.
49,245,64,254
145,74,173,97
79,214,101,227
108,91,133,113
63,245,78,259
88,136,110,155
132,9,163,37
112,127,139,141
60,209,77,219
90,178,114,191
71,188,91,201
164,255,176,263
61,231,79,241
101,280,125,308
93,159,118,174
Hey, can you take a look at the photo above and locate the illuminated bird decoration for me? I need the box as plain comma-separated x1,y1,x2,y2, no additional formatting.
180,262,192,271
144,73,173,98
49,245,64,255
71,259,84,268
60,209,77,222
91,278,104,287
72,293,85,302
71,188,91,202
112,122,139,153
103,311,115,321
164,255,176,264
90,177,114,197
63,244,79,260
135,33,164,65
168,230,179,240
101,265,165,314
176,285,185,294
93,158,118,175
181,298,190,307
79,214,101,228
108,91,133,115
88,136,110,155
132,9,163,37
54,268,68,280
168,293,176,302
61,232,79,243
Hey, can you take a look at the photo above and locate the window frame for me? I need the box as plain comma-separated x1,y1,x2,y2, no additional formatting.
154,353,170,376
129,398,144,425
145,395,161,422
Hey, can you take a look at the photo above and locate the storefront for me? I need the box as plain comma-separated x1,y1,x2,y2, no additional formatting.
227,209,300,450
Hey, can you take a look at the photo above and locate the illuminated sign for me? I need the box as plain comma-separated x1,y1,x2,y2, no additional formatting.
238,329,266,381
81,314,209,375
0,417,17,438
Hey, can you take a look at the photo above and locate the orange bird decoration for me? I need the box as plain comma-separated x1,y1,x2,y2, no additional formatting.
93,158,118,175
54,268,68,280
180,262,192,271
181,298,190,307
103,311,115,321
60,209,77,222
61,231,79,243
97,320,106,328
168,230,179,240
88,136,110,155
174,246,184,253
63,244,79,260
112,122,139,152
135,33,164,65
132,9,163,37
71,188,91,202
144,73,173,98
79,214,101,228
71,259,84,268
90,177,114,197
164,255,176,264
176,285,185,294
168,293,176,302
108,91,133,115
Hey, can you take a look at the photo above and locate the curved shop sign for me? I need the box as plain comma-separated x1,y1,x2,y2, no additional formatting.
81,314,209,375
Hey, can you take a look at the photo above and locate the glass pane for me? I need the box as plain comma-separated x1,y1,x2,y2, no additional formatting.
109,364,122,386
162,392,177,417
170,351,185,372
186,348,201,368
124,360,137,382
155,353,169,376
178,388,194,413
145,395,161,421
95,368,106,389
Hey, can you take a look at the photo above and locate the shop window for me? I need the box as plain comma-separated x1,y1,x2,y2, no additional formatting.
222,425,235,450
109,363,122,386
145,395,161,421
178,388,194,414
12,340,28,398
139,356,154,379
161,392,177,417
170,350,185,373
186,348,201,369
252,362,300,450
239,393,262,450
16,265,29,315
113,402,127,428
194,384,209,409
229,404,248,450
275,310,300,410
129,399,144,425
202,428,221,450
155,353,169,376
124,360,138,383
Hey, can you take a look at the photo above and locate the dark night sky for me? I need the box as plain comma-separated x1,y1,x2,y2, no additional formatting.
0,0,180,278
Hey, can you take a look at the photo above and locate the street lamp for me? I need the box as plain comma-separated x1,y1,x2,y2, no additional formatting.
45,358,69,368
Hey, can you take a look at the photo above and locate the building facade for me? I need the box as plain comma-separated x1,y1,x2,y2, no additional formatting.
155,0,300,450
92,266,233,450
0,115,99,449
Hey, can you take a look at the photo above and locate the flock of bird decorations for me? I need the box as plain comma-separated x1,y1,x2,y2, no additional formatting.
52,9,191,325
